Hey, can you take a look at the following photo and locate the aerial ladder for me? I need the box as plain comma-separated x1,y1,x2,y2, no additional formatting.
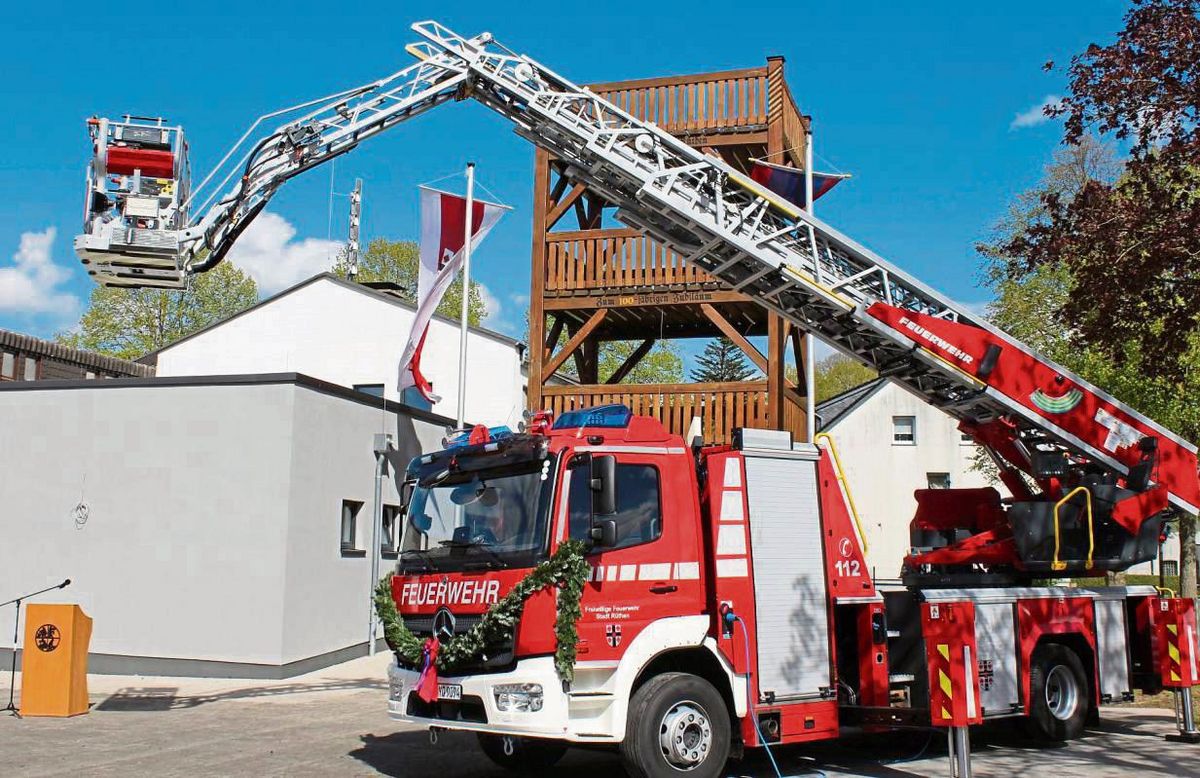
75,20,1200,582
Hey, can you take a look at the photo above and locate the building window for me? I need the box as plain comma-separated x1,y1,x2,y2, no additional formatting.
340,500,364,555
567,462,663,551
892,416,916,445
1,352,13,379
23,357,37,381
927,472,952,489
381,504,400,556
1163,560,1179,577
401,386,433,412
960,432,974,445
353,383,385,398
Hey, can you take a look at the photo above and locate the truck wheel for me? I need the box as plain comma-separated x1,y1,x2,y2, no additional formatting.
620,672,731,778
1026,643,1090,741
476,734,566,772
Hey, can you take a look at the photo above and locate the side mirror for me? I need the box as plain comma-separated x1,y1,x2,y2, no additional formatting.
591,455,617,516
590,519,618,547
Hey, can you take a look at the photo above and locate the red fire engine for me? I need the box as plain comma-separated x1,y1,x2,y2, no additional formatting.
69,20,1200,778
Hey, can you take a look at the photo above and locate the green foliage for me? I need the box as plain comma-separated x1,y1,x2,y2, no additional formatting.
689,338,758,383
373,540,590,682
59,262,259,359
813,354,877,402
598,340,684,384
334,238,488,326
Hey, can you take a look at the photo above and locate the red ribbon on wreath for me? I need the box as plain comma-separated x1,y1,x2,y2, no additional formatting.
414,637,441,703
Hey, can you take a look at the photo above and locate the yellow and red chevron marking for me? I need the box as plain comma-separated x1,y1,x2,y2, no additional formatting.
921,602,983,727
1157,598,1199,688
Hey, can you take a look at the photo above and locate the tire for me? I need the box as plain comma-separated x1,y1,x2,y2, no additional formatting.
620,672,732,778
1026,643,1090,741
477,733,567,773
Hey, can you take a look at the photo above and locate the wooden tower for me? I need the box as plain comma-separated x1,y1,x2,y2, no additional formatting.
527,58,813,444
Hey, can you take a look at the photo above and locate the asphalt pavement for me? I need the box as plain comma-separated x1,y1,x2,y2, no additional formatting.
3,654,1198,776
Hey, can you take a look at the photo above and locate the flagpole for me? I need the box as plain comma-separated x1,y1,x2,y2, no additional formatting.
803,128,817,443
457,162,475,429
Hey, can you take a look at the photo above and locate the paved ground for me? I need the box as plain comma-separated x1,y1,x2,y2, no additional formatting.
3,654,1199,777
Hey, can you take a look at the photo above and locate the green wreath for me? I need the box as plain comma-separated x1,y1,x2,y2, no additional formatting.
373,540,590,682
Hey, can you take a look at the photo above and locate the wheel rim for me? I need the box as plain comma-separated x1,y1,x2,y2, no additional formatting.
1045,664,1079,720
658,700,713,770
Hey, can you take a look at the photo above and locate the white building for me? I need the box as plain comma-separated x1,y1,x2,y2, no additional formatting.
0,374,447,677
150,273,527,430
815,379,994,578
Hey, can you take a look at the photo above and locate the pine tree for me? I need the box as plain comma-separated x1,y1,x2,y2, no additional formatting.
689,338,757,382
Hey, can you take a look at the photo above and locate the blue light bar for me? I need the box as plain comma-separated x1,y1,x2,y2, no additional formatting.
552,404,633,430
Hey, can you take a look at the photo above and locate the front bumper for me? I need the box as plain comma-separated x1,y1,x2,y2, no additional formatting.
388,656,591,740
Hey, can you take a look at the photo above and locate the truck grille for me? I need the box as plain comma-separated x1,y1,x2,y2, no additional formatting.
398,612,515,674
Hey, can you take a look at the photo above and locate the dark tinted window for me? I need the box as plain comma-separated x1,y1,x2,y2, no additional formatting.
568,462,662,551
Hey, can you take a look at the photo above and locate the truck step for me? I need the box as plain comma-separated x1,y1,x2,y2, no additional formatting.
888,674,915,684
887,630,901,639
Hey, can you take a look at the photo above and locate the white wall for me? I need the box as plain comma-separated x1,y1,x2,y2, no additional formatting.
0,377,444,673
154,277,527,429
821,382,994,578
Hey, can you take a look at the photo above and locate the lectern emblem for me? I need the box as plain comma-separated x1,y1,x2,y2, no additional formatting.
34,624,61,652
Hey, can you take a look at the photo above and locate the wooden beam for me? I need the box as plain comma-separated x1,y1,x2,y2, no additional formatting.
542,289,750,310
699,303,767,373
790,326,808,396
542,309,608,382
606,339,656,384
545,182,587,230
528,149,551,411
767,313,786,429
544,315,565,360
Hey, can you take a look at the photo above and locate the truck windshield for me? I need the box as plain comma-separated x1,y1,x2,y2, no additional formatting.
399,462,554,572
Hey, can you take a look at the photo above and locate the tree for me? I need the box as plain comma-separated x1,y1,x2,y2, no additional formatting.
689,338,758,382
60,261,259,359
982,136,1200,591
597,341,683,384
814,354,877,402
1013,0,1200,597
1012,0,1200,383
334,238,489,326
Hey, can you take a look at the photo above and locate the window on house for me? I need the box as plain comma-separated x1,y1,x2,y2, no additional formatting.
927,473,952,489
892,416,916,445
1,352,13,379
340,500,363,554
381,504,400,555
1163,560,1179,577
401,386,433,412
353,383,385,398
567,462,663,551
23,357,37,381
961,432,974,445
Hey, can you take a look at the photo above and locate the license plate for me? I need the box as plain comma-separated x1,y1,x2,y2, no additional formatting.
438,683,462,701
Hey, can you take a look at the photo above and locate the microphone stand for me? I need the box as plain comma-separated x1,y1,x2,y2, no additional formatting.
1,579,71,718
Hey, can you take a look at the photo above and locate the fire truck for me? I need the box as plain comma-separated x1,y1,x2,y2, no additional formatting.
72,20,1200,778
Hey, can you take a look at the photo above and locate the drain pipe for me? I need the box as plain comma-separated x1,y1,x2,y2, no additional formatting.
369,432,394,656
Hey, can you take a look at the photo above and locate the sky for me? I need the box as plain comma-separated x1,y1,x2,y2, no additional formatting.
0,0,1130,362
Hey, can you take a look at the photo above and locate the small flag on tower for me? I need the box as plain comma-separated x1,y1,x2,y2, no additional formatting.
749,159,850,209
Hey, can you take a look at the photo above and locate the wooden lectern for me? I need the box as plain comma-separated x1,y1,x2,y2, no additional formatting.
20,603,91,717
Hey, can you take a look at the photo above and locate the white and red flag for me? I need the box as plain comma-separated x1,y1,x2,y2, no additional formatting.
397,186,506,403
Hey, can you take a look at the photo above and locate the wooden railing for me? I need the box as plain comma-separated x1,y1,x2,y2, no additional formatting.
542,382,805,446
545,229,714,292
591,68,769,135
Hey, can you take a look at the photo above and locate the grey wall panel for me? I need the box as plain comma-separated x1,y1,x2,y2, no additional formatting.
1094,598,1132,700
974,602,1019,715
743,455,831,700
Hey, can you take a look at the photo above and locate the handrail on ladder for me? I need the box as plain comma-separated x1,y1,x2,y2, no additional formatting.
814,432,869,554
1051,486,1094,572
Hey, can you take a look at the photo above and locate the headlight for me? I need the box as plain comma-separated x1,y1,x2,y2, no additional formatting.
493,683,543,712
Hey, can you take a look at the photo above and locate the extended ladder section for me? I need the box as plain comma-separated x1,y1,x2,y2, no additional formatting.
72,21,1200,553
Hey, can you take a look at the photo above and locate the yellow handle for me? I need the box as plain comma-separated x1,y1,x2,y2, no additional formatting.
1052,486,1093,572
814,433,868,554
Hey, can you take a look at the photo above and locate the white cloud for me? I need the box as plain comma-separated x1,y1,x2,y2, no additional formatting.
510,292,529,308
223,211,343,295
1010,95,1063,130
0,227,79,318
477,282,502,323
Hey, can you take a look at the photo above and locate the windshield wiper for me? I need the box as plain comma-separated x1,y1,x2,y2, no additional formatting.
437,540,509,569
400,548,434,573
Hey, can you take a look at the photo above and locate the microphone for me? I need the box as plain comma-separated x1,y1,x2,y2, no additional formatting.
59,579,71,588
